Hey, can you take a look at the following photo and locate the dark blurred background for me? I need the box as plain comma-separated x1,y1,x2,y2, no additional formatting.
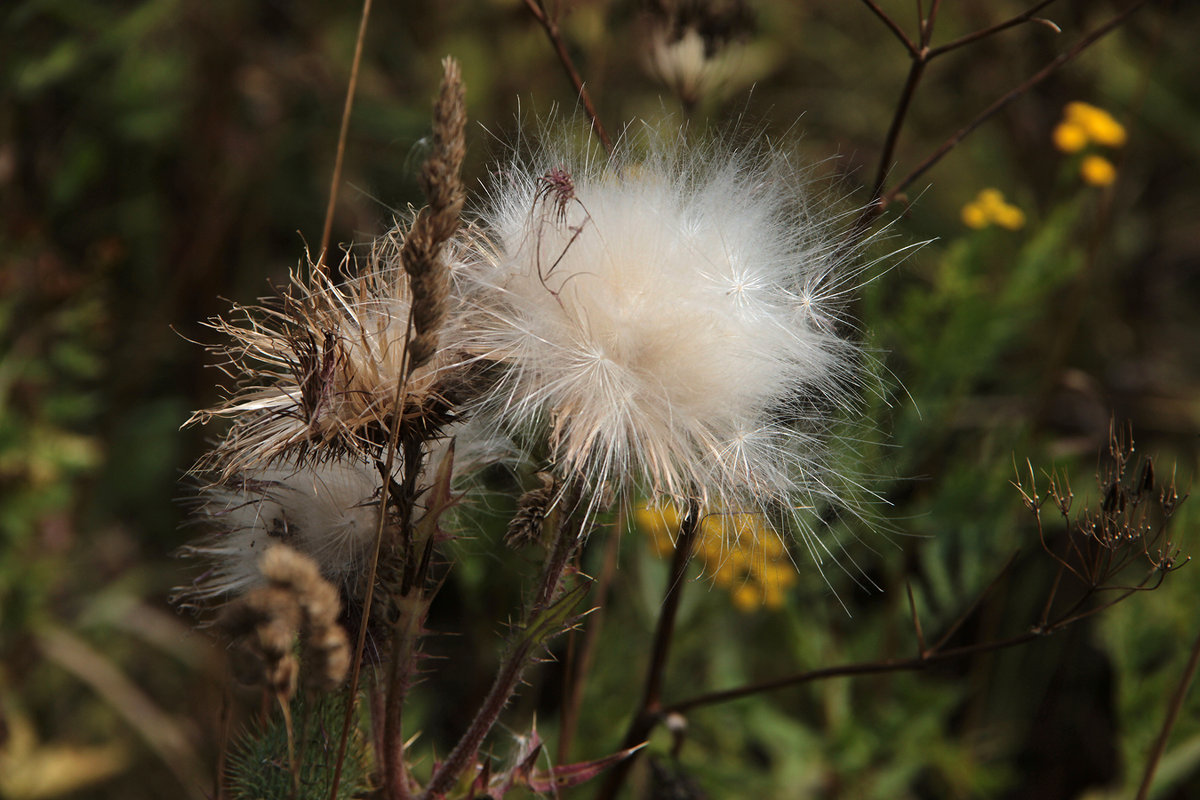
2,1,1198,798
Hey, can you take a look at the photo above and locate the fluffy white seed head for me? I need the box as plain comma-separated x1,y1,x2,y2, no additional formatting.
454,126,872,532
177,417,509,606
179,458,382,603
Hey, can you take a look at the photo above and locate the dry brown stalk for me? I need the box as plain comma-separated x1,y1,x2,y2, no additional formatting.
318,0,375,276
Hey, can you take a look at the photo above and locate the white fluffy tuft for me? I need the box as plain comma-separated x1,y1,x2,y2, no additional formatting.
453,126,872,530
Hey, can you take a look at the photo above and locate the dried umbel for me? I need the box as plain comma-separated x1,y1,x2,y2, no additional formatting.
454,125,875,552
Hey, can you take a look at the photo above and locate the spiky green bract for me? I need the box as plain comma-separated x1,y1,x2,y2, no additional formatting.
454,124,873,553
226,693,372,800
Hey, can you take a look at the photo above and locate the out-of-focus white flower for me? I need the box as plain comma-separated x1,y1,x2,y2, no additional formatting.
454,126,873,548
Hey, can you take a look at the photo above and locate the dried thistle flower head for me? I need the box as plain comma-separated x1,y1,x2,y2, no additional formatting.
455,125,875,550
187,245,468,481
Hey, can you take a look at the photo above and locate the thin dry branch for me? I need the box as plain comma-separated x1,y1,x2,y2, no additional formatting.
859,0,918,55
928,0,1061,57
522,0,614,154
881,0,1154,207
317,0,374,276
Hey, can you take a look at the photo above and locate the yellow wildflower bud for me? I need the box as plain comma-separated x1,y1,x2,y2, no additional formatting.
992,204,1026,231
1065,101,1100,124
1085,113,1127,148
962,188,1025,231
961,202,989,229
975,188,1006,211
731,582,761,613
1053,122,1088,153
1080,155,1117,187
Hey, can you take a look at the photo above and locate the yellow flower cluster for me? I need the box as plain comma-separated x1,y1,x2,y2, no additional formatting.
1053,101,1125,187
636,503,797,612
961,188,1026,231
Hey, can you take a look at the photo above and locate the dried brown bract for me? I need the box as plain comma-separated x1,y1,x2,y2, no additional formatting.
505,473,559,548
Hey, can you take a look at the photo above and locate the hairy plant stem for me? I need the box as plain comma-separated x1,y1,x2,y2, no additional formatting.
419,480,588,799
383,591,432,800
594,500,700,800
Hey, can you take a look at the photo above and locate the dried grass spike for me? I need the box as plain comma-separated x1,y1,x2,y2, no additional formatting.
401,56,467,370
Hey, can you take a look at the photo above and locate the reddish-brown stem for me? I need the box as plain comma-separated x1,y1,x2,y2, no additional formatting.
664,563,1164,718
419,486,587,799
522,0,614,155
859,0,918,55
922,0,943,47
1136,624,1200,800
559,517,623,763
594,501,701,800
871,56,929,202
317,0,374,276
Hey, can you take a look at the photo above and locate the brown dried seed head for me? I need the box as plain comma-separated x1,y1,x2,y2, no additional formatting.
261,544,323,592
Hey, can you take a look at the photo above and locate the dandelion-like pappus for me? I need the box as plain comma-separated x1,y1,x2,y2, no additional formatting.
455,125,878,561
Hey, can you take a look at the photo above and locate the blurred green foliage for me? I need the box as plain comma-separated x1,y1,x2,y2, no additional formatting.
2,0,1198,798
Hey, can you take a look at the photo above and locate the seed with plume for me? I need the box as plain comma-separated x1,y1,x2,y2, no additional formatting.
455,125,873,556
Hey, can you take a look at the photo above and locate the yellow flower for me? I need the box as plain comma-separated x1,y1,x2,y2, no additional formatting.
636,501,795,611
730,583,762,613
960,203,989,230
961,189,1025,231
992,204,1026,231
1080,155,1117,186
1053,122,1088,153
1065,101,1127,148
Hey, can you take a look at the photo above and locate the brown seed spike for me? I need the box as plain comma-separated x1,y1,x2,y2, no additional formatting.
400,56,467,373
